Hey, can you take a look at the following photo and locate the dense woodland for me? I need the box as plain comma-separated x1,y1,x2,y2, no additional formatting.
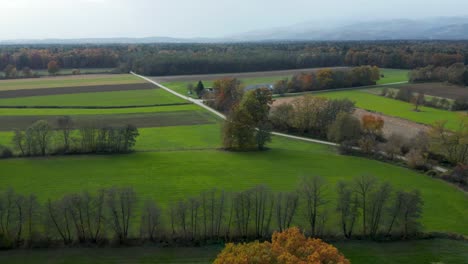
0,176,423,249
2,41,468,76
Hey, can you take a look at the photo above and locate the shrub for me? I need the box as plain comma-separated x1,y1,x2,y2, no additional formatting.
442,164,468,187
214,227,350,264
0,145,13,158
405,149,426,169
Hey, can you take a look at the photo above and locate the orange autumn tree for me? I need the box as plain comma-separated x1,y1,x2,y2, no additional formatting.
361,114,384,136
214,227,350,264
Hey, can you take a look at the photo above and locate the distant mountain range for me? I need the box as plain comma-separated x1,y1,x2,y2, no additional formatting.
2,16,468,44
230,17,468,41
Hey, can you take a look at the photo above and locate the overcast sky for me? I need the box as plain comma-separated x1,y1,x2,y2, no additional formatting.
1,0,468,40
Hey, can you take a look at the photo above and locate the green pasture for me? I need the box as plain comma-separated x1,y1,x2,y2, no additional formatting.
0,104,198,116
0,136,466,235
316,89,466,130
377,69,409,84
0,123,220,151
0,74,143,91
0,89,186,107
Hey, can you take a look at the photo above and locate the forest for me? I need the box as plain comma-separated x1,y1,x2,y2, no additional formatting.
2,41,468,77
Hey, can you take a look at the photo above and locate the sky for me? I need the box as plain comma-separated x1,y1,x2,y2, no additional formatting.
1,0,468,40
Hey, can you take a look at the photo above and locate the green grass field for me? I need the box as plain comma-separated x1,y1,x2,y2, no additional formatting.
0,104,198,116
0,89,186,107
377,69,409,84
0,239,466,264
0,136,466,235
317,89,466,130
0,74,143,91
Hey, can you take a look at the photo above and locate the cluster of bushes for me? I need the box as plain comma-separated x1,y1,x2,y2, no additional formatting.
273,66,380,95
380,87,455,111
3,117,139,158
0,177,424,249
270,96,356,140
409,63,468,86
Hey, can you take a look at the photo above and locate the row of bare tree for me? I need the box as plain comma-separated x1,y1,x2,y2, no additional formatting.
0,176,423,248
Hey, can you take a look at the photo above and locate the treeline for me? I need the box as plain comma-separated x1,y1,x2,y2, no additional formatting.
3,41,468,77
274,66,380,95
1,117,139,158
409,63,468,86
0,177,424,249
0,46,118,71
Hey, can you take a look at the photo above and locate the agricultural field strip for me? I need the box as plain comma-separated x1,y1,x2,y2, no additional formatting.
0,89,187,107
0,111,216,131
0,83,156,98
0,74,144,91
0,104,200,116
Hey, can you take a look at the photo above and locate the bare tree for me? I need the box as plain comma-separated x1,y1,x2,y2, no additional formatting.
300,176,328,236
368,182,392,238
25,194,41,244
275,192,299,232
57,116,73,153
105,187,136,243
232,189,252,238
46,198,73,244
140,199,161,241
252,185,274,238
336,181,359,238
353,175,377,236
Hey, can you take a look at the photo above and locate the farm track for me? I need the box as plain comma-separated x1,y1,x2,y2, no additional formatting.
0,83,156,98
151,67,348,82
0,111,215,131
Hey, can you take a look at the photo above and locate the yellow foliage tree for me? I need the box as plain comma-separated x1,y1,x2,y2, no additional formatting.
214,227,350,264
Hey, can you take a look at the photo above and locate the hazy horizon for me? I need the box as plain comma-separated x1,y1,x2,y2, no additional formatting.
2,0,468,40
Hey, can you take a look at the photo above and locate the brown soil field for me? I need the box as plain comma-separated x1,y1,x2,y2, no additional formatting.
272,97,429,139
152,67,347,82
0,83,156,99
396,83,468,100
0,111,215,131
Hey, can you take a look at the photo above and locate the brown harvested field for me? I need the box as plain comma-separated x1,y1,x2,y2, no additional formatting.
273,96,429,139
0,111,215,131
395,83,468,100
152,67,347,82
0,83,156,99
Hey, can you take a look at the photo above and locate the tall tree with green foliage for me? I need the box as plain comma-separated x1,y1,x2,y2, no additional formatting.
195,81,205,98
222,88,273,151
